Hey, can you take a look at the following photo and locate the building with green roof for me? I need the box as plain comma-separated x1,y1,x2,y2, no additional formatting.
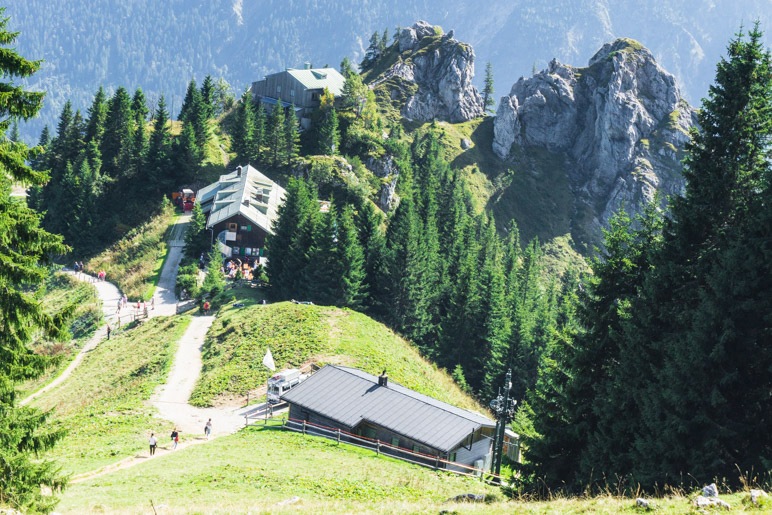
250,63,346,129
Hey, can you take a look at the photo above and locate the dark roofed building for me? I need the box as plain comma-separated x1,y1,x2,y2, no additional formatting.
196,164,285,260
281,365,497,471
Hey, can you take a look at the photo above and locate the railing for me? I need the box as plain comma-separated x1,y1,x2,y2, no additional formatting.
281,417,504,484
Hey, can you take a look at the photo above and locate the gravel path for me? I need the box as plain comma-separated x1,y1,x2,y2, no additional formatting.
53,217,280,483
20,272,121,406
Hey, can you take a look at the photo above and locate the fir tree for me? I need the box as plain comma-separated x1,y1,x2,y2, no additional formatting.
0,9,70,511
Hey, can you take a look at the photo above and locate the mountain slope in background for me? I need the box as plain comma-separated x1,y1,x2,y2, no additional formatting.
7,1,770,141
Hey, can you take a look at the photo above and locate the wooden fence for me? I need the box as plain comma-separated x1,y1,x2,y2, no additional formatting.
281,417,505,484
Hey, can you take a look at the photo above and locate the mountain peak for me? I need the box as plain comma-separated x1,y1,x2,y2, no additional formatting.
588,38,653,66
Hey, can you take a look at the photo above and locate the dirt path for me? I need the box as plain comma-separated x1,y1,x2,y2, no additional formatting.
151,213,190,316
20,272,121,406
65,216,279,483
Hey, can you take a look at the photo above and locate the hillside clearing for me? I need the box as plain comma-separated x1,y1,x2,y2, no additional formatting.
190,301,485,414
30,316,191,475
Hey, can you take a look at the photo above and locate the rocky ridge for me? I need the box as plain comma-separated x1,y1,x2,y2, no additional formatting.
374,21,484,123
493,38,698,246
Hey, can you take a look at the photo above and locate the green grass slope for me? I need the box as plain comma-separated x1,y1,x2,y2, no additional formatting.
191,301,485,414
19,273,102,398
55,425,761,514
57,425,505,514
31,316,191,475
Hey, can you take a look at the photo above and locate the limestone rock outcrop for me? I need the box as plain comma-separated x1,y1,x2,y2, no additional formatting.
376,21,483,123
493,38,698,245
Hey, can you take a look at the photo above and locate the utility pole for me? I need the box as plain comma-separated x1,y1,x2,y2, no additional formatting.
489,368,516,482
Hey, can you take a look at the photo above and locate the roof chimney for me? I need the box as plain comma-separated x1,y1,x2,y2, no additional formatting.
236,165,242,177
304,61,312,69
378,370,388,387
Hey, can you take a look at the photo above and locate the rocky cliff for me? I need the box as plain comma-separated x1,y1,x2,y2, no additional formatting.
371,21,484,123
493,38,698,247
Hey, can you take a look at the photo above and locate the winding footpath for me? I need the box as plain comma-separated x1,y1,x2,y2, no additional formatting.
23,214,278,483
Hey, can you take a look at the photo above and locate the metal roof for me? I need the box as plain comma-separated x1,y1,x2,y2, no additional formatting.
285,67,346,96
281,365,495,453
196,165,286,234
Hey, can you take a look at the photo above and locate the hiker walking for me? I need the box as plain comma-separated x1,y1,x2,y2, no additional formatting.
204,419,212,439
106,324,112,340
149,433,157,456
203,300,210,315
171,428,180,449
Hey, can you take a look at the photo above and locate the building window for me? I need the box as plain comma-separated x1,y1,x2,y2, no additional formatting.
240,225,248,231
449,452,457,462
276,85,281,93
290,89,295,97
363,428,377,440
228,222,238,232
390,437,400,447
412,445,420,453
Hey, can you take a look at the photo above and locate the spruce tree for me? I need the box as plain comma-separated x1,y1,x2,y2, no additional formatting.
100,87,133,178
84,86,108,143
268,105,286,167
178,78,198,122
232,90,255,163
355,201,388,315
254,101,266,163
129,88,149,179
0,9,70,510
284,104,300,166
336,205,366,308
483,61,495,114
185,202,210,260
201,244,225,298
625,24,772,486
146,96,173,193
200,75,216,119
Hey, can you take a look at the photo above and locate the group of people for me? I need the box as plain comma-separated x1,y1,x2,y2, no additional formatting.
115,295,153,318
147,419,212,456
223,258,261,281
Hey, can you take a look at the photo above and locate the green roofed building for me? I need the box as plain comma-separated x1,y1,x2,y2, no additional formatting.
250,63,346,129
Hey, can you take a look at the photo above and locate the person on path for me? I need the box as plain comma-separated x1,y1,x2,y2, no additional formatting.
151,297,155,310
204,419,212,439
149,433,157,456
106,324,111,340
171,428,179,449
203,301,210,315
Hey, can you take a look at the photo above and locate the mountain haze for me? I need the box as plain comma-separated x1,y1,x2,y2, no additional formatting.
7,1,770,140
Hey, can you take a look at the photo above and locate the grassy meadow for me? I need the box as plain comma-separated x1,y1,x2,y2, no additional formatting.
19,273,103,398
54,424,765,514
86,203,176,301
30,315,191,475
190,301,483,414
